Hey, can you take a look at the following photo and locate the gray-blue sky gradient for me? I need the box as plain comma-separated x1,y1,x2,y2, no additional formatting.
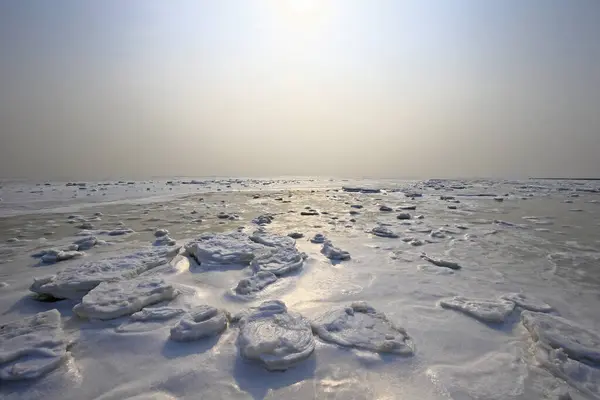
1,0,599,179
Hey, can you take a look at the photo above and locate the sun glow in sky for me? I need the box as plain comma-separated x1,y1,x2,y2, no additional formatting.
1,1,599,180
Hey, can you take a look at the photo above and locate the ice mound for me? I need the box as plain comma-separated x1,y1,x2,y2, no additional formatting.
311,301,414,355
500,293,553,312
421,254,461,270
439,297,515,323
250,229,295,248
169,305,229,342
30,246,180,299
235,271,278,295
371,226,399,238
0,309,69,381
153,235,176,246
235,300,315,371
73,277,179,320
38,249,84,264
311,233,326,243
535,345,600,399
252,214,274,225
250,246,307,276
521,312,600,364
321,241,351,261
184,232,264,267
116,307,186,333
154,229,169,238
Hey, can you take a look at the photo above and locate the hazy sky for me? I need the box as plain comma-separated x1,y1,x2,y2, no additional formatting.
1,1,599,180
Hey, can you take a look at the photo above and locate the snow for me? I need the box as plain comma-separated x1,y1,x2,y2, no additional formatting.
521,311,600,364
234,271,278,295
321,241,351,261
30,246,180,299
169,305,229,342
500,293,554,312
311,301,414,355
183,232,263,268
0,310,69,381
73,277,179,320
439,296,516,323
235,300,315,371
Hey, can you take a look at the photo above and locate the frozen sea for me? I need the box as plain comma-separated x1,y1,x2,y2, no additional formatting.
1,177,600,399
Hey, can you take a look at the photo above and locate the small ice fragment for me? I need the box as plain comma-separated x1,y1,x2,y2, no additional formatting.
421,254,461,270
321,241,351,261
379,205,393,212
154,228,169,238
371,226,399,238
397,213,411,220
288,232,304,239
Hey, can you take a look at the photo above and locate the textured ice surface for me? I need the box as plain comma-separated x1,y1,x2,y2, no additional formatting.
522,311,600,364
169,305,228,342
234,271,278,295
184,232,263,267
236,300,315,371
31,246,180,299
439,296,516,323
421,254,462,270
371,226,399,238
500,293,553,312
73,277,179,320
250,246,306,276
0,309,69,381
312,301,414,355
249,229,295,248
321,241,351,261
116,307,186,333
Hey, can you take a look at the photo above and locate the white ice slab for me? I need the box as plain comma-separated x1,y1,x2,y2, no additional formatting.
500,293,553,312
169,305,228,342
184,232,264,268
439,296,515,323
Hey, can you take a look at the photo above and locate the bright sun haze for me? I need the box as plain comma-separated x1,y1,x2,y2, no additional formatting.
0,0,599,180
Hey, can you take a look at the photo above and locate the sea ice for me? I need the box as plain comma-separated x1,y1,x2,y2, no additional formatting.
288,232,304,239
40,249,84,264
0,309,69,381
250,246,306,276
439,297,516,323
421,254,461,270
521,312,600,364
107,228,135,236
73,277,179,320
371,226,399,238
73,236,100,251
154,229,169,238
253,214,274,225
311,233,326,243
250,229,295,248
235,300,315,371
169,305,229,342
311,301,414,355
184,232,264,268
500,293,553,312
321,241,351,261
30,246,180,299
398,204,417,210
234,271,278,295
116,307,186,333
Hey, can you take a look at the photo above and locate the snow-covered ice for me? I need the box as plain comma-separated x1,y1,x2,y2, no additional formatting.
169,305,229,342
235,300,315,371
439,296,516,323
311,301,414,355
500,293,554,312
0,310,69,381
184,232,263,268
73,277,179,320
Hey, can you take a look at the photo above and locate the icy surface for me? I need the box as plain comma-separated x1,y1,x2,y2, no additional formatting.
311,301,414,355
439,296,516,323
169,305,228,342
236,300,315,371
30,246,180,299
500,293,554,312
321,241,351,261
0,310,68,381
73,277,179,320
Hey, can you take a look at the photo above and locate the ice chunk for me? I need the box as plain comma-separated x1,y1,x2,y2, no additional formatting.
116,307,186,333
521,312,600,364
439,297,515,323
300,210,319,216
251,246,306,276
169,305,228,342
0,309,69,381
310,233,326,244
321,241,351,261
153,235,176,246
371,226,399,238
234,271,278,295
250,229,295,248
73,277,179,320
73,236,99,251
379,205,393,212
236,300,315,371
398,204,417,210
311,301,414,355
252,214,274,225
154,229,169,238
107,228,135,236
421,254,461,270
40,249,84,264
500,293,553,312
288,232,304,239
184,232,264,268
30,246,180,299
397,213,411,220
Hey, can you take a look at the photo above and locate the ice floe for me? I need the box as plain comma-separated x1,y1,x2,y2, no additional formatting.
169,305,229,342
371,226,399,238
311,301,414,355
73,277,179,320
235,300,315,370
30,246,180,299
321,241,351,261
439,296,515,323
0,309,69,381
249,229,295,248
500,293,553,312
250,246,306,276
38,249,84,264
184,232,263,268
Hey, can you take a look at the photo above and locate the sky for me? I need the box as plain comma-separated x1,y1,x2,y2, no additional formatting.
1,0,599,180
